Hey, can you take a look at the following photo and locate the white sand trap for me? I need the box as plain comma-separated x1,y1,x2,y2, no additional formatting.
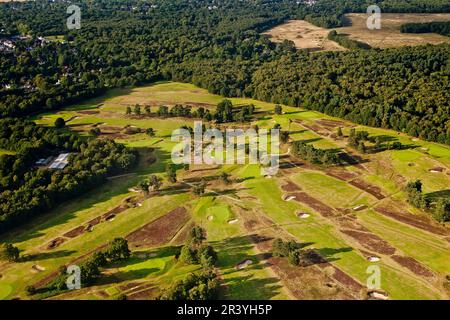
368,291,389,300
236,259,253,270
299,213,310,219
283,195,295,202
128,188,139,193
136,203,143,207
228,219,239,224
265,175,272,179
367,256,380,262
207,215,214,221
87,225,94,232
106,215,116,222
353,205,367,211
32,265,46,272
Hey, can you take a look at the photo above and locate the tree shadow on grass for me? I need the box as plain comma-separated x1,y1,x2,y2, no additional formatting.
426,189,450,201
22,249,77,262
316,247,353,263
221,274,284,300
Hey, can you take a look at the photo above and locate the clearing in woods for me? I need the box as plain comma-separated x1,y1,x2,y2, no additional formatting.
263,13,450,52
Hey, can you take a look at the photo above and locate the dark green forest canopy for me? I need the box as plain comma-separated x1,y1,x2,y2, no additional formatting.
401,21,450,37
0,0,449,144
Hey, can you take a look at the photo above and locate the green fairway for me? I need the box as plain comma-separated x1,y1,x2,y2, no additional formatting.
291,172,373,208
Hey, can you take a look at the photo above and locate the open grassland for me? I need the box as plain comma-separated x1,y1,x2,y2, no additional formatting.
1,81,449,300
340,13,450,49
263,14,450,52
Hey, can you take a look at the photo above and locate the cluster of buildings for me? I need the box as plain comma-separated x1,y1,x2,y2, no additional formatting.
0,39,15,53
35,153,71,170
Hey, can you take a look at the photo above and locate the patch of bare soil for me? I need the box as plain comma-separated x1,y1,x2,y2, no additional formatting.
268,256,356,300
127,287,157,300
316,119,350,129
338,217,371,232
331,267,365,292
375,205,448,236
340,229,396,255
281,180,301,192
302,123,329,136
101,203,129,221
391,255,434,278
96,290,109,298
77,110,99,115
170,221,195,245
340,13,450,49
63,226,85,238
349,179,385,200
126,207,189,247
86,216,101,226
46,237,66,250
290,192,335,217
325,168,359,181
262,20,346,52
119,282,141,291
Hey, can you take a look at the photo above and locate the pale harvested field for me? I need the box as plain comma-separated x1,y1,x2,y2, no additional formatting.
340,13,450,48
263,14,450,52
262,20,346,52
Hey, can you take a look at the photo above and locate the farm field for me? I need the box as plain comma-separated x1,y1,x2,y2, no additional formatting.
0,81,449,300
263,13,450,51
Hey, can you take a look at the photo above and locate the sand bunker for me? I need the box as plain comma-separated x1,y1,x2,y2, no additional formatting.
282,195,296,202
353,205,367,211
367,256,380,262
31,265,46,272
105,215,116,221
236,259,253,270
368,291,389,300
297,212,310,219
207,215,214,221
429,167,445,173
228,219,239,224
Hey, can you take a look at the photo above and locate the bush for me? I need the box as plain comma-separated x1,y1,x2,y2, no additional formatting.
54,117,65,128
